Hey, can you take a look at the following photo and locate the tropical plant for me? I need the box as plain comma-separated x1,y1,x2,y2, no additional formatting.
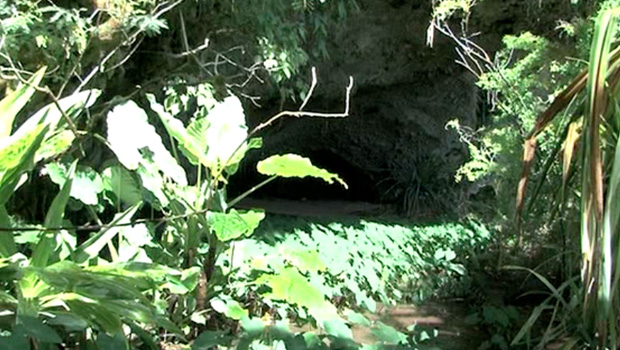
0,67,358,348
0,68,191,349
514,7,620,349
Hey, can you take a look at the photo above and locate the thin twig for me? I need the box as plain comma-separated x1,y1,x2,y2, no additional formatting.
299,67,317,111
169,39,210,58
0,206,209,233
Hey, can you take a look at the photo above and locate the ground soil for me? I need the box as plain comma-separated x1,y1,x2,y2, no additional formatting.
354,302,485,349
236,198,397,217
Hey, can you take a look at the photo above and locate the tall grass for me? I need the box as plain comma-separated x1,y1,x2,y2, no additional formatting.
516,7,620,349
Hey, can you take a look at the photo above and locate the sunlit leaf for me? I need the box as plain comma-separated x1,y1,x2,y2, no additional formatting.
204,95,248,172
371,322,407,345
46,163,103,206
208,209,265,242
256,267,328,311
107,100,187,185
281,248,325,273
0,123,48,204
35,130,75,163
0,205,16,258
73,204,141,263
17,89,100,140
240,317,265,337
323,318,353,340
257,154,347,188
0,66,46,138
344,309,371,326
147,94,212,169
210,297,249,320
31,160,77,268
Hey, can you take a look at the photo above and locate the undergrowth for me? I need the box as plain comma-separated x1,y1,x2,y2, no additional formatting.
235,215,492,310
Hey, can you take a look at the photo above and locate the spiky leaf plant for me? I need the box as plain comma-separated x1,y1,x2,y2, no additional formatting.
516,7,620,349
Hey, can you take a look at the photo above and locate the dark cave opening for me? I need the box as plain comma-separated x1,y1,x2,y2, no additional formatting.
229,148,383,203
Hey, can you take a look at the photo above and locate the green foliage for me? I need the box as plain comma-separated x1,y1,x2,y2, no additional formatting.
179,0,355,101
237,217,490,311
0,0,167,85
431,0,476,22
0,2,89,82
453,31,582,215
510,7,620,349
465,305,520,350
0,1,505,348
0,73,192,349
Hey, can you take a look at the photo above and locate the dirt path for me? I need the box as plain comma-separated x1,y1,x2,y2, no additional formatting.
351,302,484,349
236,198,397,217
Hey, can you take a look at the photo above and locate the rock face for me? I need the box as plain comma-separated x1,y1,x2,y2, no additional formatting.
235,0,477,211
232,0,589,212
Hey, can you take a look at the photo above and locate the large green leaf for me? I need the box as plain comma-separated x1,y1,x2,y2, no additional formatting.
0,326,29,350
107,101,187,185
344,309,371,327
14,89,100,141
0,123,48,204
37,261,149,302
210,297,249,320
147,94,212,169
148,94,249,175
240,317,265,337
282,248,326,274
31,160,77,268
256,154,347,188
193,331,234,350
323,319,353,340
64,299,123,334
18,315,62,344
46,312,89,332
35,130,75,163
256,267,333,316
96,331,129,350
35,261,174,334
202,95,248,173
0,89,99,204
208,209,265,242
0,205,16,258
0,66,46,138
371,322,407,345
136,162,169,208
101,165,143,207
46,163,104,206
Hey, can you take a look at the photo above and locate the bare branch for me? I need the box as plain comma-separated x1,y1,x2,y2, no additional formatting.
299,67,317,111
252,75,353,135
169,39,210,58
